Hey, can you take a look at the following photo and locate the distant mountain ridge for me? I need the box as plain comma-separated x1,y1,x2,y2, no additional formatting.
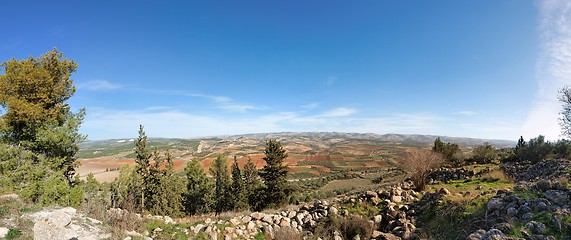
80,132,515,150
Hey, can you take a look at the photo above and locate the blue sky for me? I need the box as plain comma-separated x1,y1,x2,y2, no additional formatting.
0,0,568,141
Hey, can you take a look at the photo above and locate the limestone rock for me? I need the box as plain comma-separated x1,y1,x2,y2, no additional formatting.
0,227,9,238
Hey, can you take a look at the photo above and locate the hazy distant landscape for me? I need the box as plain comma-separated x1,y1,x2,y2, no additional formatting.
76,132,514,182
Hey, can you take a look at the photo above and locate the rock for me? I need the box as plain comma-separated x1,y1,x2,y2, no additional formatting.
375,232,401,240
525,221,547,234
262,214,273,223
287,211,297,219
366,190,378,198
0,227,9,238
391,195,403,203
480,228,505,240
487,198,504,212
47,211,72,227
251,212,264,220
229,217,241,226
544,190,569,206
506,207,517,217
536,179,552,191
329,206,339,215
439,187,451,195
0,194,19,201
517,205,531,216
194,224,205,234
373,215,383,223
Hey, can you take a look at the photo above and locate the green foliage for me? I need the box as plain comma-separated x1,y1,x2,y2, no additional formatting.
111,165,141,212
432,138,463,166
258,139,291,209
5,229,22,240
0,49,85,206
210,155,232,214
146,151,185,217
517,135,553,163
243,157,262,210
230,156,249,211
184,159,214,215
0,49,78,145
471,142,498,164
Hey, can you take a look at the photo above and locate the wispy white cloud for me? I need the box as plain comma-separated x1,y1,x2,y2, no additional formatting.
453,111,478,116
320,107,357,117
77,80,123,91
522,0,571,140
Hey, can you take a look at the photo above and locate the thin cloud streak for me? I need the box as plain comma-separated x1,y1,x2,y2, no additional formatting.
523,0,571,140
77,80,123,90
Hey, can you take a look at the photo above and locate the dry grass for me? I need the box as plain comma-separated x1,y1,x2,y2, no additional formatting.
273,227,304,240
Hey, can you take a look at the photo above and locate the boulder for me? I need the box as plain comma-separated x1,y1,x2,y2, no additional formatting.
480,229,505,240
0,227,9,238
536,179,552,192
487,198,504,212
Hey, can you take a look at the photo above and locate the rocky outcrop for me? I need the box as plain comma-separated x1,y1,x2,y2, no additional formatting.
25,207,110,240
502,159,571,182
467,179,571,240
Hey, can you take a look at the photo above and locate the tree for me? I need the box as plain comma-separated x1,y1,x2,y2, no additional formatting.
0,49,79,145
559,86,571,138
471,142,498,164
0,49,85,205
184,159,214,215
243,157,262,209
432,138,462,166
518,135,553,163
401,149,444,191
134,125,152,213
210,155,231,214
259,139,290,209
230,156,249,211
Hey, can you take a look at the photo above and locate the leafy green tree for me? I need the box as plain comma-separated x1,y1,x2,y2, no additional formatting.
134,125,152,213
210,155,231,214
432,138,462,166
184,159,214,214
230,156,249,211
471,142,498,164
258,139,290,209
559,86,571,138
0,49,79,145
0,49,85,204
111,165,141,211
518,135,553,163
553,139,571,159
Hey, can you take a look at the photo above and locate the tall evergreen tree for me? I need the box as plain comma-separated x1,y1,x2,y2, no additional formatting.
134,125,152,213
184,159,214,214
259,139,290,209
243,157,261,209
230,156,249,211
210,155,231,214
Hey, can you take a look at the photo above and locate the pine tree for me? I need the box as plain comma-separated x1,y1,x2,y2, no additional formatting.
230,156,249,211
184,159,214,214
134,125,152,213
210,155,231,214
243,157,261,209
259,139,290,209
